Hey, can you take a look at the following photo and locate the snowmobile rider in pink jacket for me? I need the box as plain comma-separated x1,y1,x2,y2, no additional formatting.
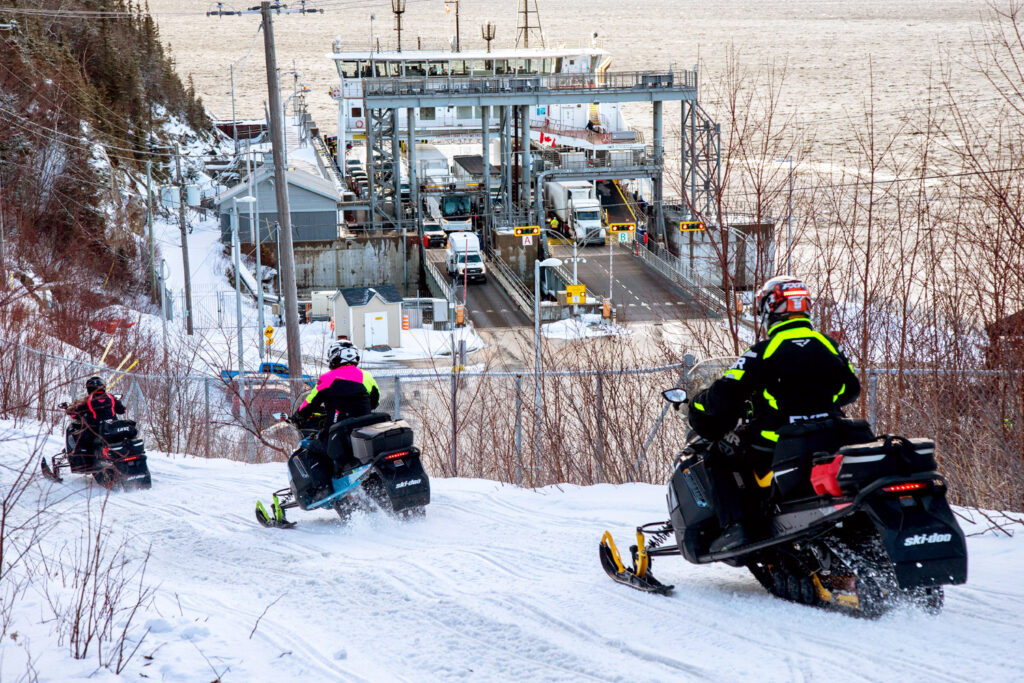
687,276,860,553
291,341,380,424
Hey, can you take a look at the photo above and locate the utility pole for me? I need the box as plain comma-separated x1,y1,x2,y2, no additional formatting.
230,64,239,157
261,1,303,399
481,21,496,53
174,144,195,335
446,0,460,52
392,0,406,53
146,159,156,296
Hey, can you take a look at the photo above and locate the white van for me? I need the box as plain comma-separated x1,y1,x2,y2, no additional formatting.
445,232,486,283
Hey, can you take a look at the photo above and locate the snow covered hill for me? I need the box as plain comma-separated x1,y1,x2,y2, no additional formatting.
2,420,1023,682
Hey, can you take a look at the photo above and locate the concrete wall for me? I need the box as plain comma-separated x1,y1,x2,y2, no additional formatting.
294,234,421,294
492,231,539,284
333,297,402,348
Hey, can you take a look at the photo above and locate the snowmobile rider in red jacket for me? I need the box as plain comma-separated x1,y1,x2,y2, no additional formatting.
688,276,860,553
291,341,380,425
67,376,126,453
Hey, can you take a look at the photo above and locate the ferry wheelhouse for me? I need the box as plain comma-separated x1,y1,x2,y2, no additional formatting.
327,44,645,169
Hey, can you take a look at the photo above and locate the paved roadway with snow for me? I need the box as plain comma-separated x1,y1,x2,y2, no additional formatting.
3,422,1023,681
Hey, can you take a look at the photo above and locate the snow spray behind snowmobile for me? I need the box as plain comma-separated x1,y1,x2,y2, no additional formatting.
41,405,152,490
256,412,430,528
599,358,967,617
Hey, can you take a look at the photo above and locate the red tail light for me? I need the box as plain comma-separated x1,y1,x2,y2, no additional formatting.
882,482,927,493
385,450,410,461
120,456,139,462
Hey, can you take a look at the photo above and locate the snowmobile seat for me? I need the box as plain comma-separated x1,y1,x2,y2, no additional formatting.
770,418,875,501
326,412,390,472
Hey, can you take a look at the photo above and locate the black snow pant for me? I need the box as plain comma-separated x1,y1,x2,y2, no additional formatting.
706,427,774,533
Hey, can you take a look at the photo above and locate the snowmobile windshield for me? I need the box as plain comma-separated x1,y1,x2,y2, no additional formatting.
685,356,739,394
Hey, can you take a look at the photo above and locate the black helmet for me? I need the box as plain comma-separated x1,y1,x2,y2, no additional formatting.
327,340,359,369
85,376,105,393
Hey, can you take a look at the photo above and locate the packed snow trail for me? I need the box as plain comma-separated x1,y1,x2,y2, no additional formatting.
3,422,1023,681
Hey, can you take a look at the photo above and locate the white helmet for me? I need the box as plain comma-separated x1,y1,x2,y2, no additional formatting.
327,340,359,368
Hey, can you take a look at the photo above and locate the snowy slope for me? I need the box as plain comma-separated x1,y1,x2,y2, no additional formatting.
2,421,1023,682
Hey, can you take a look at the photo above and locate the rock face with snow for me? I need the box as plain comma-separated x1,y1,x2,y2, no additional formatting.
2,419,1023,681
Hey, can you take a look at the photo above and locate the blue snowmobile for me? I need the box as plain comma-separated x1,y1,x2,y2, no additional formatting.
256,412,430,528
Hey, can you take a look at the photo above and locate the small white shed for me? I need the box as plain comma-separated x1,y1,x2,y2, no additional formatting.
332,285,403,349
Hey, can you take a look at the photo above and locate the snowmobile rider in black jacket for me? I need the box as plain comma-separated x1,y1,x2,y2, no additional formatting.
67,376,126,453
688,276,860,553
291,341,380,425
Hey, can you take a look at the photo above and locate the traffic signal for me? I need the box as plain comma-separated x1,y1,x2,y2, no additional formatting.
514,225,540,237
608,223,636,233
680,221,706,232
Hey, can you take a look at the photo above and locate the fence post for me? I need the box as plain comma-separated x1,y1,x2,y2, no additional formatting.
450,368,457,477
394,376,402,419
204,377,211,457
595,373,604,484
37,357,45,422
514,374,523,487
868,369,879,428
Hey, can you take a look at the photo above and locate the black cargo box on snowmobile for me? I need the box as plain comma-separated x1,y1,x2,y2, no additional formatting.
351,420,414,464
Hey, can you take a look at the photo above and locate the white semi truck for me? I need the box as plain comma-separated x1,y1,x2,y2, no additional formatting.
544,180,606,245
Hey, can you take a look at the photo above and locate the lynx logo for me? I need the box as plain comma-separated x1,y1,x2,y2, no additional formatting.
395,478,422,490
903,532,952,547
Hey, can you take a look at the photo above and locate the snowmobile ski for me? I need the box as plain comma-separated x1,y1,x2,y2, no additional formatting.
40,455,63,483
255,493,297,529
599,529,674,595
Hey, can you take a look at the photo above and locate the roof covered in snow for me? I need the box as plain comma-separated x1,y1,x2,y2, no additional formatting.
334,285,403,308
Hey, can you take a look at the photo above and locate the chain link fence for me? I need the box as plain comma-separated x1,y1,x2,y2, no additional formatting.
2,338,1021,506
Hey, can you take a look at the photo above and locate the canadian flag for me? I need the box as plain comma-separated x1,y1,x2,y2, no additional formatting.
539,132,555,146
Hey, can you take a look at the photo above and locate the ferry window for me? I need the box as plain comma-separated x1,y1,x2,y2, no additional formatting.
360,63,373,78
389,62,402,77
494,60,510,75
340,61,359,78
375,62,387,77
470,60,487,75
523,59,539,74
457,106,473,120
450,60,469,76
428,61,448,76
351,106,362,118
406,61,426,77
554,57,563,72
420,107,436,121
474,106,491,119
542,58,552,74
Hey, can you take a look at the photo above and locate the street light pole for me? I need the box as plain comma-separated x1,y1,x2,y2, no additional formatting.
248,150,265,359
533,256,562,483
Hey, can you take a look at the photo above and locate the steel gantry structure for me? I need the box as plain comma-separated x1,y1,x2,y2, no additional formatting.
358,69,721,241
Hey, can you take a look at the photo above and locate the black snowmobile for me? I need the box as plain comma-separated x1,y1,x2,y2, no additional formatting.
41,405,152,490
255,412,430,528
599,358,968,617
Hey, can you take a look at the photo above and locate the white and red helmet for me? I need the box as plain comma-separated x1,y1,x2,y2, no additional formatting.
756,276,812,325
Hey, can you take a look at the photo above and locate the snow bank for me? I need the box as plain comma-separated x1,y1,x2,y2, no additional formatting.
542,313,631,340
2,419,1023,681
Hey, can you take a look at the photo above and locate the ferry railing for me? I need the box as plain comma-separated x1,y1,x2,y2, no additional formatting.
363,70,694,99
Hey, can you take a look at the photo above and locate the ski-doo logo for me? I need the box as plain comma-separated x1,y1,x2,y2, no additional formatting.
903,532,952,547
395,478,422,489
